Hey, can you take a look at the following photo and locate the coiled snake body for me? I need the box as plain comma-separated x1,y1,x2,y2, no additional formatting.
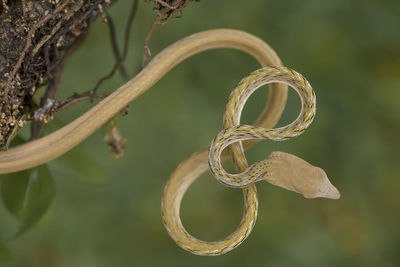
0,29,339,256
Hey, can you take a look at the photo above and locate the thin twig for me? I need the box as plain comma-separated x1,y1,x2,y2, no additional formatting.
121,0,138,74
106,13,129,80
32,20,63,56
56,91,109,114
142,0,190,66
142,16,159,67
154,0,180,10
91,0,138,93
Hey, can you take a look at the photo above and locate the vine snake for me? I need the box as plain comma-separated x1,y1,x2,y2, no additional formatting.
0,29,340,256
162,66,340,256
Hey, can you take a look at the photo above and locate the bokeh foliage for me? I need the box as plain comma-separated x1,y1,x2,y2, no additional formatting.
1,0,399,266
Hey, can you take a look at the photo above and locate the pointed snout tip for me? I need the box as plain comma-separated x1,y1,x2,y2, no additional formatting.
322,184,341,200
306,185,341,200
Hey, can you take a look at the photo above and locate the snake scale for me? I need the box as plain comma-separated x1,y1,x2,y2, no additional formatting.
0,29,340,256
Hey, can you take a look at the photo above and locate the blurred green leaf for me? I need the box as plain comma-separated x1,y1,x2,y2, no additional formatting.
51,146,110,184
45,118,110,184
0,169,31,218
0,238,11,262
16,165,55,236
10,135,26,147
1,133,25,151
0,165,55,237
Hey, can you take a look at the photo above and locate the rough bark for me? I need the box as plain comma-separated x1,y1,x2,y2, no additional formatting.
0,0,195,147
0,0,116,145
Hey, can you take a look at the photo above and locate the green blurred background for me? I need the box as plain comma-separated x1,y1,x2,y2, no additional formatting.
1,0,400,266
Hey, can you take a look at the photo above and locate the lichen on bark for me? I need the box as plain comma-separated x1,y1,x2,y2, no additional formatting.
0,0,116,146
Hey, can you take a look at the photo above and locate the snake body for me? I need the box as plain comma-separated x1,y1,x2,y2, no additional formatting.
0,29,287,173
0,29,339,256
208,66,316,188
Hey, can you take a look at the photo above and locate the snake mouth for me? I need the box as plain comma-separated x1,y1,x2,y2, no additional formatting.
316,180,341,200
322,185,341,200
303,185,340,200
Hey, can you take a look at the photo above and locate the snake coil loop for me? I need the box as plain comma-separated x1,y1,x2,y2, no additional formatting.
162,66,324,256
209,66,316,188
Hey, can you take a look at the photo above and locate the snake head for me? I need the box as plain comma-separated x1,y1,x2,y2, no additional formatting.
262,151,340,200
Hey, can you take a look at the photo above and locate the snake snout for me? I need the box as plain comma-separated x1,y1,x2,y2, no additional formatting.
316,168,340,199
263,152,340,200
302,167,341,200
